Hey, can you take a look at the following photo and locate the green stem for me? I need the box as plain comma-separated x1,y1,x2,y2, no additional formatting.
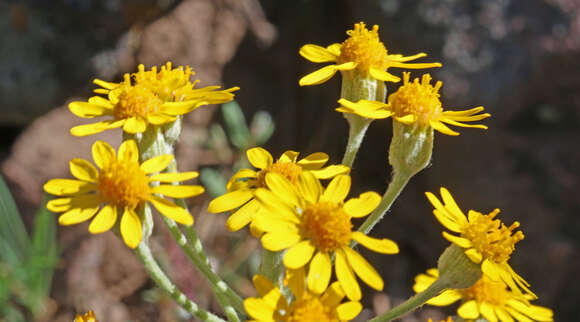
341,115,371,168
369,278,449,322
357,170,411,236
162,217,243,321
134,242,226,322
259,249,283,287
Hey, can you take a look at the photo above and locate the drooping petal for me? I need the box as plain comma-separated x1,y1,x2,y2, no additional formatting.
480,302,498,322
225,199,261,232
342,247,383,291
457,300,480,320
69,158,98,182
265,173,300,206
425,290,462,306
307,252,332,294
430,120,460,136
252,274,276,297
161,100,201,116
92,140,116,169
283,240,316,269
147,113,177,125
442,231,473,249
88,204,117,234
149,196,194,226
123,116,147,134
47,194,100,213
464,248,483,263
321,175,350,203
286,267,306,299
58,205,100,226
344,191,381,218
336,301,363,321
310,164,350,179
244,297,276,322
351,232,399,254
321,282,345,308
208,189,253,213
152,184,204,198
369,68,401,82
299,44,339,63
120,208,142,249
70,120,124,136
299,65,339,86
335,248,361,301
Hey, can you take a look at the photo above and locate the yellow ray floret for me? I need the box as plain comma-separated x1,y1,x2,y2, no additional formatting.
414,269,553,322
44,140,204,248
244,268,362,321
425,187,535,298
252,172,399,301
69,62,239,136
299,22,441,86
207,147,349,234
74,310,97,322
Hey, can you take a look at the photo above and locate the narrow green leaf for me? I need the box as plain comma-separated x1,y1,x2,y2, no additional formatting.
222,101,250,149
200,168,228,198
250,111,275,146
0,175,30,264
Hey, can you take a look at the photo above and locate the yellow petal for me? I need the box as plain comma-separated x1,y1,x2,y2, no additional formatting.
335,248,361,301
286,267,306,299
439,187,467,224
147,113,177,125
70,120,123,136
299,65,338,86
254,189,300,224
247,147,273,169
387,52,427,62
265,172,300,206
279,150,300,163
342,246,383,291
351,232,399,254
68,101,111,118
120,208,142,248
47,194,99,213
244,297,275,322
480,302,498,322
464,248,483,263
252,274,276,297
123,116,147,133
261,230,300,251
299,44,338,63
321,282,345,307
442,231,473,249
321,175,350,203
149,171,199,182
430,120,460,136
225,199,260,232
297,152,329,170
88,204,117,234
118,140,139,163
307,251,331,294
295,171,322,204
387,61,442,69
152,184,204,198
58,205,100,225
336,301,362,321
93,78,118,90
344,191,381,218
208,189,253,213
161,101,201,116
140,155,174,174
425,290,462,306
283,240,316,269
69,158,98,182
369,68,401,82
149,196,194,226
334,62,357,71
310,164,350,179
44,179,96,196
92,140,116,169
458,300,480,320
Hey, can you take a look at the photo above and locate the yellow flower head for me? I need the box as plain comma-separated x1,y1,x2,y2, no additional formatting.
69,62,239,136
74,310,97,322
415,269,553,322
299,22,441,86
244,268,362,321
44,140,204,248
207,147,349,234
425,188,534,298
386,72,490,135
253,172,399,301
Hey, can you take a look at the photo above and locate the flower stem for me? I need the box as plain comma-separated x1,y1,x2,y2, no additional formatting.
341,115,371,168
259,248,284,288
368,278,449,322
134,242,226,322
162,217,243,321
357,170,411,235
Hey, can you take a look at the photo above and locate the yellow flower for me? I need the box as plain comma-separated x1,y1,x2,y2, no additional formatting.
299,22,441,86
415,269,553,322
74,310,97,322
244,268,362,321
253,172,399,300
425,187,534,298
207,147,349,233
338,72,490,135
428,317,453,322
44,140,204,248
69,62,239,136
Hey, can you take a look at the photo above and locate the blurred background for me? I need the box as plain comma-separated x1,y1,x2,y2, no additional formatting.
0,0,578,321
